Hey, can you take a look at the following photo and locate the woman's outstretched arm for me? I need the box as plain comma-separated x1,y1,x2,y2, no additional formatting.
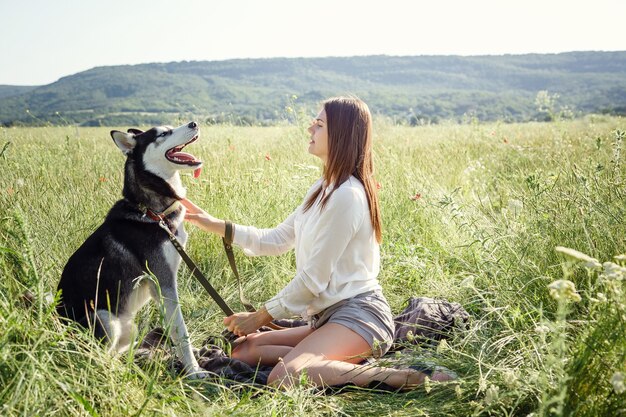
182,197,297,256
181,198,227,237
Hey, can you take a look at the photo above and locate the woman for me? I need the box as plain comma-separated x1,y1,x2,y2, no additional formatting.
183,96,452,389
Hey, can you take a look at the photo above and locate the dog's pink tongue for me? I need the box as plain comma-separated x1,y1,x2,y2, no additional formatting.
193,167,202,178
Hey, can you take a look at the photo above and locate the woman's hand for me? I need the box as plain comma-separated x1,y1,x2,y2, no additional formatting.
181,198,224,235
181,198,209,225
181,197,205,215
224,307,274,337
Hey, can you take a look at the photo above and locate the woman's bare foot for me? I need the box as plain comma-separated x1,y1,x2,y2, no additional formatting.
400,364,457,389
431,368,457,382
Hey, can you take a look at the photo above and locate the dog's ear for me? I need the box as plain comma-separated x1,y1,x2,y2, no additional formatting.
111,130,137,154
127,128,144,135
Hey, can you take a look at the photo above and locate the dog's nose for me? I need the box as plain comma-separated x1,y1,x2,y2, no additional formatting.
188,122,197,129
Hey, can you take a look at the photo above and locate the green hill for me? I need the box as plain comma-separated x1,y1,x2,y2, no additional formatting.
0,85,38,99
1,51,625,126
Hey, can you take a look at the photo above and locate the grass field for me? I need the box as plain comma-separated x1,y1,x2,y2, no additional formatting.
1,116,625,416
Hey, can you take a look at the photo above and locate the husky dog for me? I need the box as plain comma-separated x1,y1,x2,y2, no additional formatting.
57,121,207,378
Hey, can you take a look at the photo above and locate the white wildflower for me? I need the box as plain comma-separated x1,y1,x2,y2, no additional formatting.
611,372,625,394
423,376,432,393
535,324,551,334
604,280,624,299
584,259,603,270
590,292,608,303
15,178,25,187
555,246,601,269
614,254,626,265
436,339,450,353
548,279,582,303
502,370,518,388
601,262,626,281
478,377,487,392
484,385,499,405
44,292,55,306
455,384,463,399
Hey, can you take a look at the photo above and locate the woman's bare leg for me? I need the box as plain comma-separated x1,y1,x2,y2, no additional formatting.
231,325,315,366
267,323,452,389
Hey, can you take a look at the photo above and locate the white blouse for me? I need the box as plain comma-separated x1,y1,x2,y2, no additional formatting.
233,176,381,320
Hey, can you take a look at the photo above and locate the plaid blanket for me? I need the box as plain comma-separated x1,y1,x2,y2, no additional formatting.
136,297,469,388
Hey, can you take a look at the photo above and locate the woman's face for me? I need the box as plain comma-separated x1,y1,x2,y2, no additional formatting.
307,108,329,164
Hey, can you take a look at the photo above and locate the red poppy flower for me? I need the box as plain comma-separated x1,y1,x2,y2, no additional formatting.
410,193,422,201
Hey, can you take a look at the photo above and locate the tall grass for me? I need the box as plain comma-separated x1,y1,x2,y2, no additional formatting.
0,116,624,416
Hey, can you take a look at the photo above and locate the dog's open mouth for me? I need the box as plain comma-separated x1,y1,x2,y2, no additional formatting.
165,135,202,177
165,135,201,165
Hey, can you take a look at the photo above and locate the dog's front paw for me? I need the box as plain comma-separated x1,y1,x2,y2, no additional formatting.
186,368,211,380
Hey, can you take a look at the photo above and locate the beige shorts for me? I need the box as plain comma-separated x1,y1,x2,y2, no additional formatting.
311,290,394,358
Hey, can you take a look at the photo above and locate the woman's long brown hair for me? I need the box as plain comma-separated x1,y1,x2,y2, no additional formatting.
303,96,382,243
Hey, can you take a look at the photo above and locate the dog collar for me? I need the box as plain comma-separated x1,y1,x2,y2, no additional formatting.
139,200,183,222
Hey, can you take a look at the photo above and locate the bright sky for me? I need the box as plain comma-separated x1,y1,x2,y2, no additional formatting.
1,0,625,85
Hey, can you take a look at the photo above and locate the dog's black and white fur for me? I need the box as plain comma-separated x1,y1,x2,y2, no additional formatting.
57,122,207,378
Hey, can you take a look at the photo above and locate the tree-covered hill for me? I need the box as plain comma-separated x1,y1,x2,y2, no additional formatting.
0,85,38,100
1,51,625,126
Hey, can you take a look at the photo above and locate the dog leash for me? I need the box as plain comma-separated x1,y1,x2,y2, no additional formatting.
147,201,284,331
138,199,234,316
156,218,235,317
222,220,256,313
220,220,285,330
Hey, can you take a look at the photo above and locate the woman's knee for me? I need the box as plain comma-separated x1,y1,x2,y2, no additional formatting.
267,357,314,387
267,359,298,387
231,334,262,363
